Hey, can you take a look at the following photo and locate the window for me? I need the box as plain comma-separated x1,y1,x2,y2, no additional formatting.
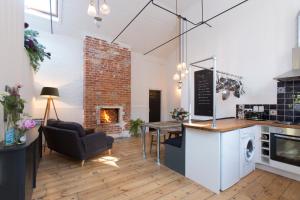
25,0,59,19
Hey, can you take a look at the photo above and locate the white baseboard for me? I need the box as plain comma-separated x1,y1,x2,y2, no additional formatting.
256,163,300,181
109,131,131,138
120,130,130,137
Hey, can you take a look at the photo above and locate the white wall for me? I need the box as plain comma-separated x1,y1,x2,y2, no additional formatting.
179,0,300,119
165,50,182,116
29,31,171,124
24,0,183,59
31,31,84,123
24,0,182,124
131,52,169,122
0,0,35,141
24,0,300,123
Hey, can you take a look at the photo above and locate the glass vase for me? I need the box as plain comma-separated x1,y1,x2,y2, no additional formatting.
15,129,26,144
5,114,15,145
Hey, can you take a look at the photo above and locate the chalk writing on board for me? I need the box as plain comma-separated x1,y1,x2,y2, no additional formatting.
194,69,213,116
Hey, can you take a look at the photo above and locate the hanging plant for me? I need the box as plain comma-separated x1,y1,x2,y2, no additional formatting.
24,23,51,72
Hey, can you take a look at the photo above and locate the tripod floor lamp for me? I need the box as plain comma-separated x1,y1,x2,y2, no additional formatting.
41,87,60,126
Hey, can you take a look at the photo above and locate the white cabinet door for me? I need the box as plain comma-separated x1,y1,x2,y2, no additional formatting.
185,128,221,194
254,126,261,163
221,130,240,191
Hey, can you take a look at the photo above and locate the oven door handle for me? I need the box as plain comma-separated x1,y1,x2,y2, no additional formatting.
274,134,300,141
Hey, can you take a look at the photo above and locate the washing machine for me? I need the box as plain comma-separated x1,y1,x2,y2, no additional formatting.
240,127,256,178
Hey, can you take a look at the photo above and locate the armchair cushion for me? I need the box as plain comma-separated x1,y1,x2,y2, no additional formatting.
47,119,60,126
49,120,86,137
164,136,182,148
82,132,107,153
85,128,95,135
106,136,114,147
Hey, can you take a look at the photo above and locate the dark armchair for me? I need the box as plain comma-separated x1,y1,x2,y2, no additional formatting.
43,120,114,166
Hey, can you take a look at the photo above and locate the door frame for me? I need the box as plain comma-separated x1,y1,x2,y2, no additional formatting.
148,89,162,123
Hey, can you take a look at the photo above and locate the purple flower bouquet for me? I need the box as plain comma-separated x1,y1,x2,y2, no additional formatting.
16,119,37,144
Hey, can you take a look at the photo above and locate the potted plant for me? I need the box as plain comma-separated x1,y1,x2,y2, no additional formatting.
0,84,25,145
170,108,189,122
129,118,144,137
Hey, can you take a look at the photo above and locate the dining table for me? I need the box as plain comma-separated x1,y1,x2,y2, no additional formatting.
141,121,182,165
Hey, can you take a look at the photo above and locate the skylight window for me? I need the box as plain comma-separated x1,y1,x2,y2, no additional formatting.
25,0,59,19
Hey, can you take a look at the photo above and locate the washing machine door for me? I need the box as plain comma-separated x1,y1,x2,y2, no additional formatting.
245,138,255,162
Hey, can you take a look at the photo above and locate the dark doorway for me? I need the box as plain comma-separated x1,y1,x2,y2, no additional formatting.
149,90,161,123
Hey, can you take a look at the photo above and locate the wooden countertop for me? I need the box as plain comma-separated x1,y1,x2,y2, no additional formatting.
183,118,300,132
143,121,181,129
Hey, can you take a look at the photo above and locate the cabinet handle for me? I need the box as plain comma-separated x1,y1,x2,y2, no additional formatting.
274,134,300,141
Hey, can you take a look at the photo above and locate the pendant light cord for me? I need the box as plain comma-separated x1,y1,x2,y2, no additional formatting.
177,0,181,66
201,0,204,22
186,20,188,67
49,0,53,34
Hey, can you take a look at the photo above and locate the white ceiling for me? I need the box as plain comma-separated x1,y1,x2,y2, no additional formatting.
26,0,200,58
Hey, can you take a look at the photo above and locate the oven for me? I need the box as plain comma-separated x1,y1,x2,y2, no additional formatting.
270,128,300,167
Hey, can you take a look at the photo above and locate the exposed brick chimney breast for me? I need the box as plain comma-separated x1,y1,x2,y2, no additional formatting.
83,36,131,135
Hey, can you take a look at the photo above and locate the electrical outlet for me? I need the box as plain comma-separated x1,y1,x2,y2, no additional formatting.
270,109,277,116
258,106,264,112
278,87,285,94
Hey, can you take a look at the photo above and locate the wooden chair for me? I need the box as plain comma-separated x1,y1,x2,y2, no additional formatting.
150,131,167,154
168,126,183,139
168,130,182,139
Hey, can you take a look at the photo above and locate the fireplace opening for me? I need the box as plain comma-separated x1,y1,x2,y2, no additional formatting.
100,108,119,124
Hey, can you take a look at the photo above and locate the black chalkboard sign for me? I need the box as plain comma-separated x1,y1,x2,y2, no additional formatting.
194,69,213,116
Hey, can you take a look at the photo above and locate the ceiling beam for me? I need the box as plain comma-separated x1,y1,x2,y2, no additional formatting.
143,0,249,55
111,0,153,44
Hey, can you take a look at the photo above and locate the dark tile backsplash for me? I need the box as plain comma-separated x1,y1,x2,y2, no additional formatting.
236,104,277,120
237,80,300,122
277,80,300,122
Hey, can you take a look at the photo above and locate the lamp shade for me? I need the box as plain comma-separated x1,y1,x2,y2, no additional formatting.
100,1,111,15
40,87,59,97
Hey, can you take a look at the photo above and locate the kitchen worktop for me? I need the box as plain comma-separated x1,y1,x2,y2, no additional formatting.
183,118,300,132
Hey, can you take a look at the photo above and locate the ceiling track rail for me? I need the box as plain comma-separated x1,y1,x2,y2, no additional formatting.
151,1,211,27
111,0,211,44
111,0,153,44
191,63,243,79
144,0,249,55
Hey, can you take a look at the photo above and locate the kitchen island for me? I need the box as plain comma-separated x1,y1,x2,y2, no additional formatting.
184,118,300,131
183,118,300,193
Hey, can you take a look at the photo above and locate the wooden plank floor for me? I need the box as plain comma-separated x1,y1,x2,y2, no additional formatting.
33,137,300,200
